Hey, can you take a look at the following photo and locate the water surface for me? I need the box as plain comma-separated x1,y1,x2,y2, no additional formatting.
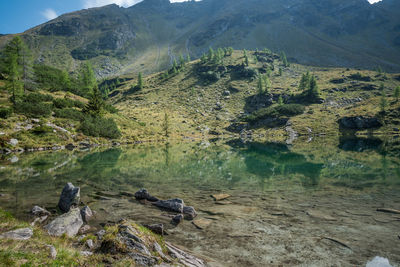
0,137,399,266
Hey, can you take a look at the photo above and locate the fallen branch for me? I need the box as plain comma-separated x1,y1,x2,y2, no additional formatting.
376,208,400,214
321,237,351,250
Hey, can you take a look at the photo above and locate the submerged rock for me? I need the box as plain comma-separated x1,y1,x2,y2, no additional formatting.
183,206,197,220
58,183,80,213
45,208,83,237
0,228,33,240
153,198,184,213
366,256,393,267
211,194,231,201
134,188,159,202
171,214,184,225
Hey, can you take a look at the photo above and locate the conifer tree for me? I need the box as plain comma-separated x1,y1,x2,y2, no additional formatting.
137,72,143,89
380,91,387,113
257,76,264,95
263,75,270,94
83,85,104,117
280,51,289,67
308,75,320,100
186,54,191,63
279,67,283,76
299,71,311,91
278,95,284,105
208,47,214,61
394,86,400,102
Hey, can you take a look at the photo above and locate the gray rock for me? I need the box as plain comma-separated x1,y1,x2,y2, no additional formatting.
79,225,91,234
166,242,205,267
80,206,93,223
45,208,83,237
8,139,18,147
0,228,33,240
171,214,184,225
143,223,165,236
128,252,157,266
183,206,197,220
153,198,184,213
32,206,50,217
58,183,80,213
134,188,159,202
80,251,93,256
47,245,57,259
96,229,106,240
86,239,94,249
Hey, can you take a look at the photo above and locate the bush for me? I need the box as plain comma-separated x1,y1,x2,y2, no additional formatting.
246,104,305,122
73,100,85,109
104,104,118,114
348,72,371,82
79,117,121,139
15,101,53,118
31,125,54,135
0,108,11,119
53,98,76,109
23,93,53,103
54,108,84,120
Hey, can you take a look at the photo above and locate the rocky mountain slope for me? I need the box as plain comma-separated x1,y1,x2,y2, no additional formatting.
1,0,400,77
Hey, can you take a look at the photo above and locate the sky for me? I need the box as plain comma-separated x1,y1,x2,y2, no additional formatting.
0,0,382,34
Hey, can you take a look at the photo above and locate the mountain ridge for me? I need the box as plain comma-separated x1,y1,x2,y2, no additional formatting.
1,0,400,76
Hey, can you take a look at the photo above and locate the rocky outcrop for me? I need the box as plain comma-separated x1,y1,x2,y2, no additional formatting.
338,116,382,130
0,228,33,240
58,183,80,213
45,208,83,237
99,221,206,267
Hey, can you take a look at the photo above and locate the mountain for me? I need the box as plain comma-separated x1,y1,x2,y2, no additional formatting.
1,0,400,76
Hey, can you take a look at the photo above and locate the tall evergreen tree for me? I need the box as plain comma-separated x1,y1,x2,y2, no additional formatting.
83,85,104,117
280,51,289,67
257,76,264,95
380,91,387,113
137,72,143,89
394,86,400,102
262,75,270,94
208,47,214,61
308,75,320,100
299,72,310,91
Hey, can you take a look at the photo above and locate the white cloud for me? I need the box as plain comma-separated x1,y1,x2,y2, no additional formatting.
42,8,58,21
368,0,382,3
83,0,199,9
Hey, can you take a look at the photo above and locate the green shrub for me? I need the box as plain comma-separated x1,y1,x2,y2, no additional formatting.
54,108,84,120
15,101,53,118
73,100,85,109
0,108,12,119
246,104,305,122
104,104,118,114
79,117,121,139
23,93,53,103
53,98,75,109
31,125,54,135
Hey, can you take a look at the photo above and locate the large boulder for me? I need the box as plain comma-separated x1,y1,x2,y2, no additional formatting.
32,206,50,217
45,208,83,237
183,206,197,220
153,198,184,213
338,116,382,130
0,228,33,240
58,183,80,213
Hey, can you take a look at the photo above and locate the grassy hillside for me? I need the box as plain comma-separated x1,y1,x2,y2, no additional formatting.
109,49,400,140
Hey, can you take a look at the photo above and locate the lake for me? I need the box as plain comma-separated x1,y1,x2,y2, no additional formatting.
0,136,399,266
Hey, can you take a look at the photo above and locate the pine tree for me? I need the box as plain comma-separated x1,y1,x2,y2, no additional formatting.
2,37,25,106
394,86,400,102
83,85,104,117
263,75,270,94
299,72,311,91
162,112,170,137
380,91,387,113
200,53,207,64
257,76,264,95
279,67,283,76
243,49,249,66
137,72,143,89
278,95,284,105
179,54,185,67
208,47,214,61
308,75,320,100
280,51,289,67
186,54,191,63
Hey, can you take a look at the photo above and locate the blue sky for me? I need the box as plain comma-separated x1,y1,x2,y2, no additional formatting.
0,0,381,34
